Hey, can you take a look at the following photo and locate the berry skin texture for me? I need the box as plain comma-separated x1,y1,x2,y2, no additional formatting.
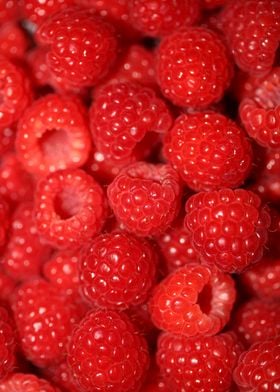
22,0,75,26
164,112,253,192
0,197,9,249
233,337,280,391
34,169,107,248
0,57,32,128
0,306,16,380
233,299,280,348
220,0,280,76
16,94,92,177
149,264,236,336
157,331,242,392
80,232,157,309
67,309,150,392
156,27,233,109
0,0,20,24
202,0,228,9
107,162,182,237
128,0,200,37
185,188,271,273
0,373,59,392
37,7,119,88
90,82,172,163
11,279,82,368
0,271,16,304
0,23,29,60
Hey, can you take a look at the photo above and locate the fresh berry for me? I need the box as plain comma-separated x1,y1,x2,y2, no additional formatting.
0,197,9,249
149,264,235,336
156,27,232,108
164,112,252,191
80,231,157,309
0,23,29,59
0,271,16,304
34,169,108,248
140,361,171,392
37,7,119,88
0,373,59,392
157,331,242,391
233,299,280,348
11,279,82,368
107,162,182,236
220,0,280,76
128,0,200,37
16,94,91,177
26,47,51,88
0,57,32,128
233,337,280,391
0,127,15,156
2,202,52,281
67,309,150,392
0,306,16,380
202,0,228,9
185,188,271,273
0,0,20,24
22,0,75,26
42,360,79,392
90,82,172,163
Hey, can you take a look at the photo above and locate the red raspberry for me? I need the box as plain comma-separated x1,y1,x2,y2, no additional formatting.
0,271,16,304
0,197,9,249
90,82,172,163
0,23,29,59
157,331,242,391
11,279,82,368
0,57,32,128
0,127,15,156
233,299,280,348
67,309,150,392
220,0,280,76
156,27,232,108
0,373,59,392
34,169,107,248
149,264,235,336
140,361,171,392
43,360,79,392
107,162,182,236
37,7,119,88
233,337,280,391
80,232,157,309
0,306,16,380
240,257,280,300
2,202,52,281
164,112,252,191
26,47,51,88
16,94,91,177
0,1,20,24
128,0,200,37
185,189,271,273
240,67,280,149
22,0,75,26
202,0,228,9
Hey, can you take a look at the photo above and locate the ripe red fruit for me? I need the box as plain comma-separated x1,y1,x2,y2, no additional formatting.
0,23,28,59
42,360,79,392
22,0,75,25
149,264,235,336
0,373,59,392
185,188,271,273
0,306,16,380
34,169,108,248
156,27,232,108
107,162,182,236
67,310,150,392
0,0,20,24
164,112,252,191
37,7,119,88
202,0,228,9
0,127,15,156
0,271,16,304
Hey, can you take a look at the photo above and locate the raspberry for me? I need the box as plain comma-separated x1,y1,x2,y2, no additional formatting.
157,331,242,391
42,360,79,392
240,67,280,149
0,57,32,128
11,279,82,368
128,0,200,37
26,47,50,88
0,1,20,24
149,264,235,336
0,127,15,156
0,197,9,249
140,361,171,392
164,112,253,191
16,94,92,177
240,257,280,300
233,337,280,391
156,27,232,108
202,0,228,9
2,202,52,281
220,0,280,76
185,188,271,273
37,7,119,88
107,162,182,236
0,23,29,59
80,232,157,309
67,309,150,392
34,169,108,248
22,0,75,26
90,82,172,163
0,306,16,380
0,373,58,392
0,271,16,303
233,299,280,348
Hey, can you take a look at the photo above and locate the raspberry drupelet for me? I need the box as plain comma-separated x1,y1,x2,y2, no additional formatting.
67,309,150,392
107,162,182,237
185,188,271,273
156,27,233,109
0,373,59,392
22,0,75,26
0,306,16,381
34,169,108,248
149,264,236,336
164,112,253,192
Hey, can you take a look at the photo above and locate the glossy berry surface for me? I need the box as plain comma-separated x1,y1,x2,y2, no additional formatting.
0,306,16,380
185,189,271,273
0,23,28,59
22,0,75,25
0,373,59,392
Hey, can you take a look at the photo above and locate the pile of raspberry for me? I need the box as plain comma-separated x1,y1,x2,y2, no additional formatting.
0,0,280,391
